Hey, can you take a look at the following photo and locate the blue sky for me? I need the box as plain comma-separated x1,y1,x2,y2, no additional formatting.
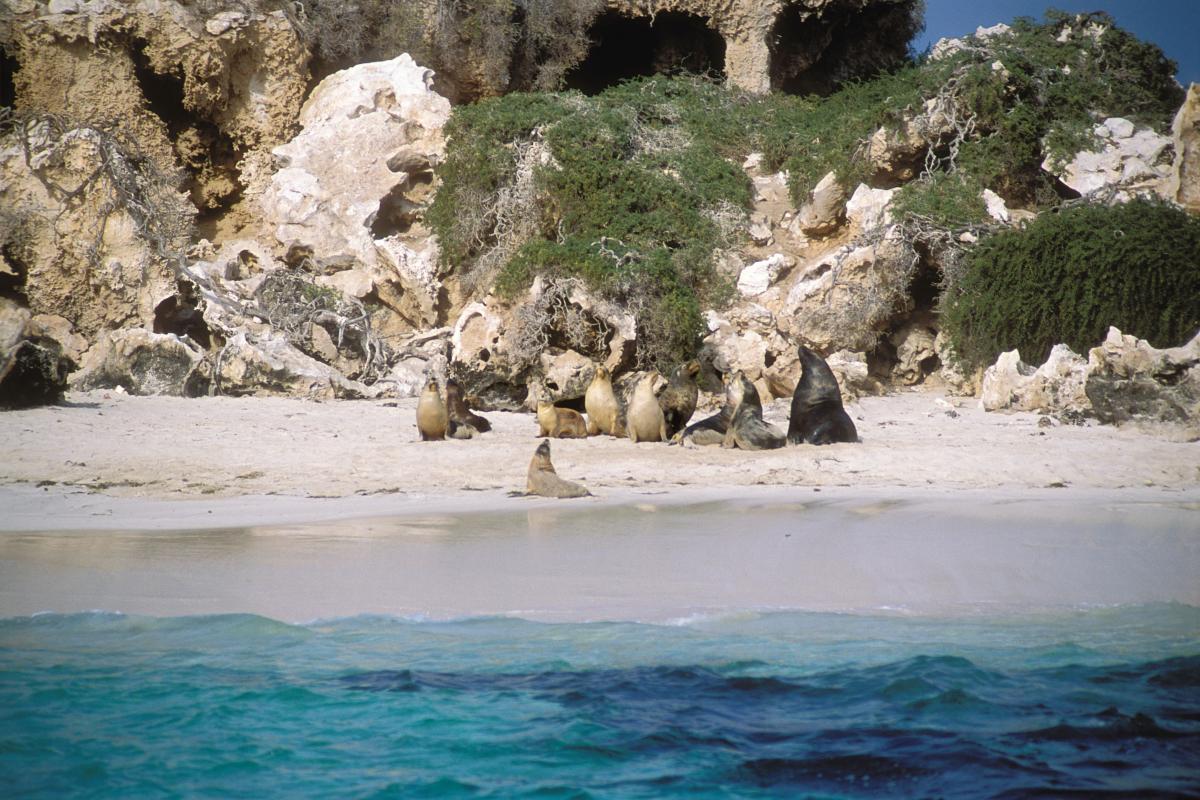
914,1,1199,86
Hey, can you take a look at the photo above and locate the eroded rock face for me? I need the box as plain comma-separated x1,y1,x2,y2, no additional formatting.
979,327,1200,426
0,298,75,408
214,332,370,400
260,54,451,330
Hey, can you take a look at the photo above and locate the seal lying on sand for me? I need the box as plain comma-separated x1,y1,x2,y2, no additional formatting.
446,379,491,436
627,371,668,443
526,439,590,498
722,371,786,450
674,394,734,446
659,359,700,439
585,365,624,437
416,379,449,441
787,345,858,445
536,397,588,438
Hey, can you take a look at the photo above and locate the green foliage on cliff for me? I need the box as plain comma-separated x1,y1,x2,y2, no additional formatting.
941,201,1200,369
428,10,1185,368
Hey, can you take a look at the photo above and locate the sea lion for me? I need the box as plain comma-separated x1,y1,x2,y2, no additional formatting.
722,371,786,450
627,370,668,443
584,364,624,437
659,359,701,438
446,378,491,435
674,394,735,447
536,398,588,438
787,345,858,445
416,379,449,441
526,439,590,498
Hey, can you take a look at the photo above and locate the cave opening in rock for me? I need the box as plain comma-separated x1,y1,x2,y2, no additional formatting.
130,40,243,220
565,11,726,95
153,281,212,349
0,46,17,109
369,170,434,239
0,238,29,304
769,1,919,95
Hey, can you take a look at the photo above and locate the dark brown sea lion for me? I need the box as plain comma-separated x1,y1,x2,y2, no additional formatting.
416,379,449,441
659,359,701,439
673,394,735,447
446,378,491,435
722,371,786,451
526,439,590,498
787,345,858,445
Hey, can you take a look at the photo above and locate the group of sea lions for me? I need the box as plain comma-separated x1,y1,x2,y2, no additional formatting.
416,344,858,495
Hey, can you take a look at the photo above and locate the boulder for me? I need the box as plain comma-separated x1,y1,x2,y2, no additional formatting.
890,322,939,385
0,298,75,408
538,350,594,403
260,54,452,330
737,254,793,297
845,184,897,232
797,171,847,236
71,329,209,397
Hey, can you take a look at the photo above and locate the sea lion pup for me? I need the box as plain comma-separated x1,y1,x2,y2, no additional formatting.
627,370,668,443
535,389,588,438
658,359,701,438
787,345,858,445
584,364,623,436
722,371,786,450
526,439,591,498
445,379,491,434
416,379,449,441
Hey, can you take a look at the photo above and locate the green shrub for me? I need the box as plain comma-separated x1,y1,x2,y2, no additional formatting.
941,200,1200,369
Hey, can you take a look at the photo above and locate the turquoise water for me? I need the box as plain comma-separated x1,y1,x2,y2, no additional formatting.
2,605,1198,798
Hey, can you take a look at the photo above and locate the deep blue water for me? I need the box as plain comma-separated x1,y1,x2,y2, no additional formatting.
2,606,1198,798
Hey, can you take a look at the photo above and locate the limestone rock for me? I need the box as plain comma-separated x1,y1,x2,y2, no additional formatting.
979,327,1199,425
1085,327,1200,425
0,298,75,408
214,332,371,400
982,189,1010,223
890,322,939,385
737,254,793,297
1044,118,1174,200
845,184,897,232
1167,83,1200,213
71,329,210,397
538,350,594,403
260,54,452,330
797,171,847,236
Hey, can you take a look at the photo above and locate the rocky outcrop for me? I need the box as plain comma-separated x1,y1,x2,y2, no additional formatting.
0,297,75,408
1167,83,1200,213
71,328,209,397
259,54,451,331
980,327,1200,426
1043,117,1175,201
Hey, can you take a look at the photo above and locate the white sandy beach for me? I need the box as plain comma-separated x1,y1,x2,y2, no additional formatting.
2,389,1197,622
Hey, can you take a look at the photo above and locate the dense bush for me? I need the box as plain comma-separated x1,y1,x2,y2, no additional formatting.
941,201,1200,369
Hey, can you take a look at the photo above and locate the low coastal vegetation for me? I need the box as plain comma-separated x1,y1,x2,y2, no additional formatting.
428,10,1186,371
941,200,1200,368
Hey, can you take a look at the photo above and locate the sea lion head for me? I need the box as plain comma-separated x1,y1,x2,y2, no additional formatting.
648,370,668,396
738,373,761,409
592,364,610,382
683,359,701,380
445,379,463,403
535,438,552,462
725,370,746,408
796,345,843,403
422,378,440,395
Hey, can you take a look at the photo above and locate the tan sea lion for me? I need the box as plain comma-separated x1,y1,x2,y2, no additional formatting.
722,371,786,450
416,379,449,441
536,398,588,438
627,370,668,443
446,378,491,435
659,359,701,439
787,345,858,445
526,439,590,498
584,364,624,436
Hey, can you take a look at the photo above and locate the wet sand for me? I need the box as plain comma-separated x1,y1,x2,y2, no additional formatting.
2,488,1197,622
